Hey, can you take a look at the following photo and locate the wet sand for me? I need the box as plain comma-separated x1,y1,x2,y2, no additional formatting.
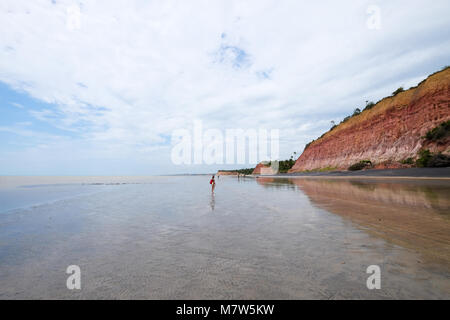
0,176,449,299
257,178,450,266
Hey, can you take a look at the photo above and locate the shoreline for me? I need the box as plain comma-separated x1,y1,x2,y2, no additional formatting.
250,167,450,180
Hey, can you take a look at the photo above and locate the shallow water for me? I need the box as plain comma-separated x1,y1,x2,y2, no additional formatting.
0,176,449,299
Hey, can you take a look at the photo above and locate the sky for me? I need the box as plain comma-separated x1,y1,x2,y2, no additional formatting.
1,0,449,175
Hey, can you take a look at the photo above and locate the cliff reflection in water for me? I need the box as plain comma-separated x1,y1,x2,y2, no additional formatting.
256,177,450,265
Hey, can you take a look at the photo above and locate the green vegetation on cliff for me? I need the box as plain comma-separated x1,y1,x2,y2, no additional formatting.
348,160,372,171
219,168,254,175
414,121,450,168
416,149,450,168
424,120,450,142
266,159,296,173
391,87,404,96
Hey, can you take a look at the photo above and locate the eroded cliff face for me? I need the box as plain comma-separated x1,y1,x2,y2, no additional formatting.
290,68,450,172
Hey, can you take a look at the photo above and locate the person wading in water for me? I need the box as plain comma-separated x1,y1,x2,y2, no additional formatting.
210,175,216,193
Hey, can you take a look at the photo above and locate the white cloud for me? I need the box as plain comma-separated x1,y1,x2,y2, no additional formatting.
0,0,449,173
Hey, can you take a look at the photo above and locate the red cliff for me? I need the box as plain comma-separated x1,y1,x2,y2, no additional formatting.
252,162,276,175
290,68,450,172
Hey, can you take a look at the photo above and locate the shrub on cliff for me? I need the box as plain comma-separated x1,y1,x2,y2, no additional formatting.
276,159,296,173
363,101,375,111
417,149,450,168
424,120,450,141
342,116,351,123
220,168,254,175
427,154,450,167
352,108,361,116
392,87,404,96
257,159,295,173
400,157,414,165
238,168,255,175
416,149,432,167
348,160,372,171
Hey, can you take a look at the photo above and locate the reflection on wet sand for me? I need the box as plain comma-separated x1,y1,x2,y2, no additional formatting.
210,192,215,211
257,177,450,265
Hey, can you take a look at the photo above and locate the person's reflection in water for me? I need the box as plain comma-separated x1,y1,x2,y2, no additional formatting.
210,192,215,211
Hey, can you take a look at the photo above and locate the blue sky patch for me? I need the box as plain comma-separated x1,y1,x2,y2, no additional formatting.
216,44,251,69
